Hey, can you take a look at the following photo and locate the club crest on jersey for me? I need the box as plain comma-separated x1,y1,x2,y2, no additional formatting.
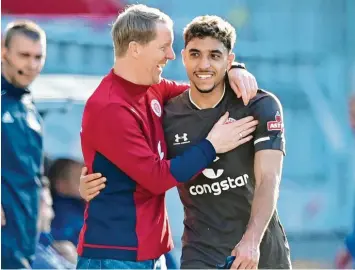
151,99,162,117
267,111,283,131
224,117,236,124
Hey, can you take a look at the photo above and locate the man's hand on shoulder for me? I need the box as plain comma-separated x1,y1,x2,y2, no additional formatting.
227,65,258,106
206,112,258,153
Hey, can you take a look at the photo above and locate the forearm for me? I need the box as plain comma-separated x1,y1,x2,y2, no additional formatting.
93,105,217,195
243,174,280,244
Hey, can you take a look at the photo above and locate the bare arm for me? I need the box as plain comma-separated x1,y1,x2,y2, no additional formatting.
243,149,283,244
231,149,283,269
231,93,285,269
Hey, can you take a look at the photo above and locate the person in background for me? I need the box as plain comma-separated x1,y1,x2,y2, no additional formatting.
335,93,355,269
47,158,85,246
32,177,76,269
1,20,46,269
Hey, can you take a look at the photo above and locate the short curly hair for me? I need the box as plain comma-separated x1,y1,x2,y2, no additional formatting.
183,15,236,52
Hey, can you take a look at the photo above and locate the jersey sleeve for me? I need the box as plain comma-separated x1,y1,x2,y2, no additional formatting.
159,79,189,104
91,104,216,195
250,94,286,155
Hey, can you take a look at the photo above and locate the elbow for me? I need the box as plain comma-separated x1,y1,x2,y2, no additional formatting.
144,176,178,196
148,187,168,196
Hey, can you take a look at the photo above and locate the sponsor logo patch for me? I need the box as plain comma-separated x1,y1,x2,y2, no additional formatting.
267,111,283,131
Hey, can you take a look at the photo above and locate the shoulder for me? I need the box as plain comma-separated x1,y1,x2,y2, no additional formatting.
1,90,10,109
248,89,283,112
153,78,179,89
1,89,8,97
85,76,128,115
150,78,171,92
250,89,282,106
83,95,135,132
164,90,189,111
90,74,114,100
90,75,115,99
98,102,138,120
149,78,175,100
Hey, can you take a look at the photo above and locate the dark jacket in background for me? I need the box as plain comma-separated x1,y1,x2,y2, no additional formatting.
1,75,43,268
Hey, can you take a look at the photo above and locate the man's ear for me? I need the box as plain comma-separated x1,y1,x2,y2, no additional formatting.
181,49,188,67
127,41,141,59
227,53,236,70
1,38,8,62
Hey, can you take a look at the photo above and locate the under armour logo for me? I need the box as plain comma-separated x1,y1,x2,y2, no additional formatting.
175,133,188,143
174,133,190,145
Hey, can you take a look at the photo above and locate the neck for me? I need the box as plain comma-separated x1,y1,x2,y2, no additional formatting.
113,57,147,85
1,69,17,87
189,82,225,109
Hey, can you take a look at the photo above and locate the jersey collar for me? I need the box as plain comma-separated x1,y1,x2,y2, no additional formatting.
109,69,150,100
188,85,226,110
1,74,30,98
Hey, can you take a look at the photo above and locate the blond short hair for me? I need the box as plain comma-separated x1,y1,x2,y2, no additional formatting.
3,20,46,48
111,4,173,57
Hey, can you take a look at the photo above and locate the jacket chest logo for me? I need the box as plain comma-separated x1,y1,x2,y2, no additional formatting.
2,111,14,123
151,99,162,117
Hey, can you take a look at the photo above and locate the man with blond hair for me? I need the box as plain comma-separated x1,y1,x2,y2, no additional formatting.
77,4,259,269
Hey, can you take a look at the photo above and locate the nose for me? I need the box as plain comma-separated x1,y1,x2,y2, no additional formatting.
198,56,211,69
166,46,175,60
28,57,40,71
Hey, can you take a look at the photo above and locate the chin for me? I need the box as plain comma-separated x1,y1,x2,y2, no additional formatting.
16,78,32,88
152,76,162,85
195,83,216,94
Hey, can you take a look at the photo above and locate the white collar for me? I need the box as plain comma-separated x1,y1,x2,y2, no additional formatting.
188,85,226,110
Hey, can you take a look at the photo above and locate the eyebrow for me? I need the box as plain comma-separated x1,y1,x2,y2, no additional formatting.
210,49,223,55
18,51,43,58
188,48,223,54
162,41,172,47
